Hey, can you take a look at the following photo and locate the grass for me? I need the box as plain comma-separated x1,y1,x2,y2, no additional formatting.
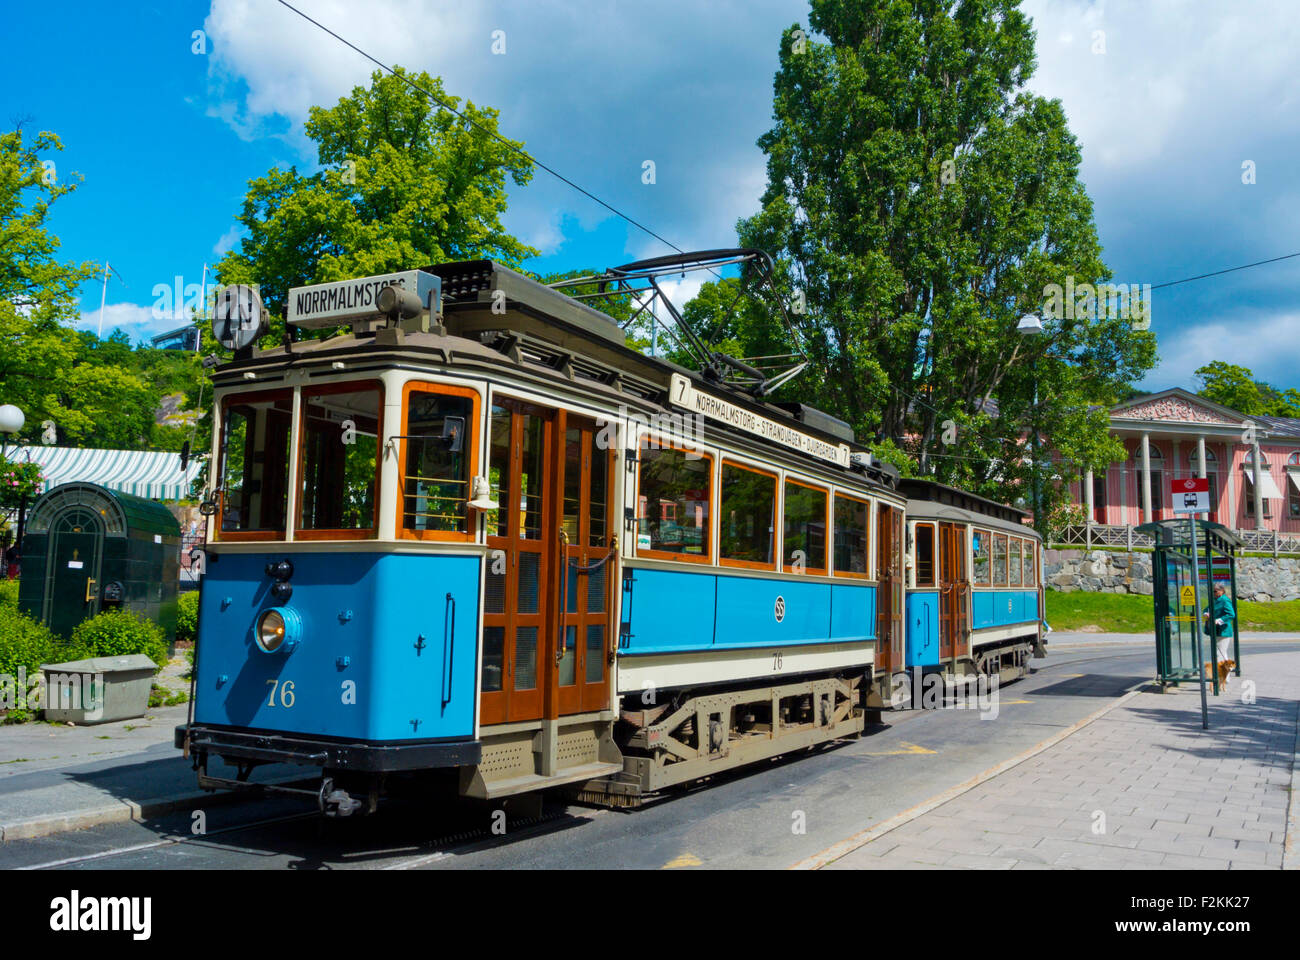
1045,589,1300,633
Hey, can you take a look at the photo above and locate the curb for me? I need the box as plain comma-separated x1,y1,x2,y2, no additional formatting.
1284,696,1300,871
790,683,1148,870
0,777,307,843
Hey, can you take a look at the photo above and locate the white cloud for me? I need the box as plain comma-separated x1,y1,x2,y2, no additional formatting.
1144,311,1300,390
214,224,242,255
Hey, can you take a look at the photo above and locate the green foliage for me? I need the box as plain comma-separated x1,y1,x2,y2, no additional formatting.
216,66,538,344
68,611,168,674
149,683,188,708
1045,589,1154,632
175,591,199,646
729,1,1153,528
1195,361,1300,418
0,605,58,681
0,579,17,609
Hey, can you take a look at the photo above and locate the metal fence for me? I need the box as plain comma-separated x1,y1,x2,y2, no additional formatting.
1051,522,1300,556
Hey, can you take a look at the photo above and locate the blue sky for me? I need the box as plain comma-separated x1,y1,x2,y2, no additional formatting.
4,0,1299,391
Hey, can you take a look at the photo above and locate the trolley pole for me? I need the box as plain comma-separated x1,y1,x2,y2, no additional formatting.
1189,517,1209,730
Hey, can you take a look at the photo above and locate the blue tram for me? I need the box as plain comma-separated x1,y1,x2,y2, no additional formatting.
177,256,1043,813
897,478,1046,692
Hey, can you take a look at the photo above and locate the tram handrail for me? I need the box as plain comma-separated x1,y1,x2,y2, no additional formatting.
441,592,456,712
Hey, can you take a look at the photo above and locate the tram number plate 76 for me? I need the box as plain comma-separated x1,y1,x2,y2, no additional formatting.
265,679,296,708
772,652,784,671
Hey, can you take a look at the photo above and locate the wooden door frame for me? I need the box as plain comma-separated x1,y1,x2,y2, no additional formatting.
876,503,904,675
937,522,970,664
481,400,555,725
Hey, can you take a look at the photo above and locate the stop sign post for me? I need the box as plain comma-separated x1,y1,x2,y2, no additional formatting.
1169,476,1212,728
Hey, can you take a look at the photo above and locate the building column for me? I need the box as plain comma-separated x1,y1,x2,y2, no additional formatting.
1141,432,1153,525
1197,436,1207,479
1252,435,1264,531
1085,468,1095,522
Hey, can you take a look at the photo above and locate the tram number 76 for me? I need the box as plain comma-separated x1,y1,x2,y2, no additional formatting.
265,679,296,708
772,652,783,671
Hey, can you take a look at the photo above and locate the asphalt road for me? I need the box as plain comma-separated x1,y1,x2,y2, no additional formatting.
4,640,1295,871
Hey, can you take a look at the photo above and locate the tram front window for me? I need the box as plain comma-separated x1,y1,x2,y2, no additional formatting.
218,391,291,535
298,383,381,534
402,388,474,534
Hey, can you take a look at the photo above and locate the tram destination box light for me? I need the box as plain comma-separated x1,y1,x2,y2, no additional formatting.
287,269,442,334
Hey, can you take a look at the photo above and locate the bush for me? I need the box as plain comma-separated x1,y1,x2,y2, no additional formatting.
175,591,199,645
68,611,169,673
0,579,17,609
0,606,58,722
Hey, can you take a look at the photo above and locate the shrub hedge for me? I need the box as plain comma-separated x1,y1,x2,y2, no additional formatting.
67,610,169,673
175,591,199,645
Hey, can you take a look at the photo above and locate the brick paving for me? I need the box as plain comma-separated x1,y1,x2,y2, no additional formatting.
827,651,1299,870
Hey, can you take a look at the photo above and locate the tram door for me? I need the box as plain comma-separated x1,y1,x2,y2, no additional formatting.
481,401,612,726
937,522,970,662
556,413,613,715
876,504,904,673
482,401,552,725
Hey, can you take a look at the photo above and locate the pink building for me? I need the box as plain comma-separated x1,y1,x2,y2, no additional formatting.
1065,388,1300,534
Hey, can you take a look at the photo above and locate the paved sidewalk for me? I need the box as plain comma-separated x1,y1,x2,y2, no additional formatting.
826,649,1300,870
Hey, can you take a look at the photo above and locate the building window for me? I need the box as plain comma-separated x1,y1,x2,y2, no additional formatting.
914,523,935,587
719,461,776,568
832,493,871,578
971,528,991,585
637,444,712,560
783,479,828,574
1092,473,1107,523
1244,486,1273,519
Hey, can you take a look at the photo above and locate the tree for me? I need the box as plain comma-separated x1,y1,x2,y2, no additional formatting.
216,67,538,342
734,0,1155,526
1194,361,1267,415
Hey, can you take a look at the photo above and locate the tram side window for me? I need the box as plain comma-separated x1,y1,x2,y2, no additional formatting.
637,444,712,559
719,462,776,566
1009,537,1022,586
914,523,935,587
993,534,1008,586
972,528,991,585
402,388,475,536
834,494,870,577
1024,539,1036,588
219,392,291,534
783,480,828,573
298,384,381,533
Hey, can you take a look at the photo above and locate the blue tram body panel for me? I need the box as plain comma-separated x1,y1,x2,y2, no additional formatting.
905,591,940,666
621,566,877,654
971,589,1039,629
195,551,480,742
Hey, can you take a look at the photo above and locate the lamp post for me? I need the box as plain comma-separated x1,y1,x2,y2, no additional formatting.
1016,315,1044,534
0,404,26,573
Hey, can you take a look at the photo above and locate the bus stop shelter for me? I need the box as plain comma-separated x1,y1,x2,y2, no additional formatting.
1137,518,1243,695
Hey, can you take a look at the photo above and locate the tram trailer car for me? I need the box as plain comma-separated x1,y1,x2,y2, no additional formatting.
896,478,1047,702
177,256,1018,815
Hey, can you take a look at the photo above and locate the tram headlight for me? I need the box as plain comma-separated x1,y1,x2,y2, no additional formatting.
255,607,302,654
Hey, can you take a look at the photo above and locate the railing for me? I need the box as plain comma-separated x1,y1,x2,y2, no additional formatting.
1051,522,1300,555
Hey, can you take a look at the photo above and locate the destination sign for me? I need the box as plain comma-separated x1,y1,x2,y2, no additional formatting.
286,270,441,329
668,373,851,468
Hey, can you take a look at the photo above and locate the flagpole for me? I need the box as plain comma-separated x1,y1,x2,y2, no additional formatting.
97,261,110,339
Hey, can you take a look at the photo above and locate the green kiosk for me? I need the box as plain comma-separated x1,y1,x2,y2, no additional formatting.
18,482,181,643
1137,518,1243,696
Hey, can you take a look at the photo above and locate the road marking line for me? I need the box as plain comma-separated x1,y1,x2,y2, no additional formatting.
860,742,937,757
662,853,702,868
790,684,1147,870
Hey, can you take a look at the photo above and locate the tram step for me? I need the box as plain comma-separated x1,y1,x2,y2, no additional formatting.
475,761,624,800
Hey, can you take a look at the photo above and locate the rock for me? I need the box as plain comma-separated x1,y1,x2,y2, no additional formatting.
1131,580,1154,595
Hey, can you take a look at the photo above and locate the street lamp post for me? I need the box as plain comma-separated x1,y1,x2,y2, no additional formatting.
0,404,27,570
1017,315,1044,534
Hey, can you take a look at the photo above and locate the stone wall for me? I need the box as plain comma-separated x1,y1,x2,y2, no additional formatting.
1043,548,1300,602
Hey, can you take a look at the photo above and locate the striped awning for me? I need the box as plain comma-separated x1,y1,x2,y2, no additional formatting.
10,445,204,501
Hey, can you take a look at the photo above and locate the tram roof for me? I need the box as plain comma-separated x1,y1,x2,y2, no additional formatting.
898,477,1035,534
215,259,900,485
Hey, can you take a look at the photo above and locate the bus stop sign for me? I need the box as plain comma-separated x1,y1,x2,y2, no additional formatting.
1171,477,1210,514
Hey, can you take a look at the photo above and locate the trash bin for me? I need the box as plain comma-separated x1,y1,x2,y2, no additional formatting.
40,654,157,725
